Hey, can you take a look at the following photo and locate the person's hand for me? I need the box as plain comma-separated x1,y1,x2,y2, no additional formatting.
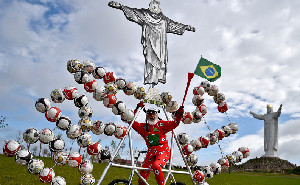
186,25,196,32
176,106,184,117
108,1,122,9
136,101,145,108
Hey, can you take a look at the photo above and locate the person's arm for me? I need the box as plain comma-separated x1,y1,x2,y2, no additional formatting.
250,111,264,120
162,106,184,133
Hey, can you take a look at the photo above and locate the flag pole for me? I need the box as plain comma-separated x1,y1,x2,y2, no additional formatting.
182,72,194,106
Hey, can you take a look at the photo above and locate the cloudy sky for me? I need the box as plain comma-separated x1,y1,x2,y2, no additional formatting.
0,0,300,172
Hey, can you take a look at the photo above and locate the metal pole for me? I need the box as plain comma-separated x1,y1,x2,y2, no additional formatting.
96,107,142,185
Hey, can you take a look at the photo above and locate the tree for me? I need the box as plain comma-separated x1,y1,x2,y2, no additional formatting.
0,116,7,129
110,140,116,152
43,148,49,157
32,146,38,156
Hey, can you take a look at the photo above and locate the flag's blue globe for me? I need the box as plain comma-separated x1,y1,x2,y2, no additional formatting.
205,67,215,77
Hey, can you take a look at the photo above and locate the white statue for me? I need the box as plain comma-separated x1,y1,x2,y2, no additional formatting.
250,104,282,157
108,0,195,86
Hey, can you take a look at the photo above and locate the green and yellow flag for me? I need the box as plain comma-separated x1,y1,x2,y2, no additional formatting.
194,57,221,82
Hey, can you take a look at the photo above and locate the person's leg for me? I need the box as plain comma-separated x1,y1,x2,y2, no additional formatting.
151,152,170,185
138,155,154,185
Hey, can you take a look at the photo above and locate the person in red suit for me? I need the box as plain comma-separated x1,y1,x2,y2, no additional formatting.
132,101,184,185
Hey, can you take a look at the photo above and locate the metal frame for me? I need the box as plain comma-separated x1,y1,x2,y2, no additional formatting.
96,106,196,185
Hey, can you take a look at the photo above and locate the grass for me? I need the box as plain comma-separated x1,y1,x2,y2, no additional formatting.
1,154,300,185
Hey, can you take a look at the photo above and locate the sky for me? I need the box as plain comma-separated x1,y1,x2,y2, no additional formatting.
0,0,300,174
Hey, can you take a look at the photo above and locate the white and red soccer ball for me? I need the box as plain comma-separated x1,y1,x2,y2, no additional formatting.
3,140,21,157
87,141,102,155
238,146,250,158
192,170,205,183
68,152,82,168
103,72,116,84
79,159,94,175
193,86,205,96
45,107,61,122
192,95,204,106
115,126,127,139
39,168,55,183
182,112,193,124
214,129,225,140
196,104,207,116
64,86,78,100
91,120,105,135
199,136,210,148
218,102,228,113
182,143,193,156
103,94,117,108
84,79,98,93
82,60,95,74
218,158,229,170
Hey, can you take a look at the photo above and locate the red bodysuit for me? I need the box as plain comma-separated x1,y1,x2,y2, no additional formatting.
132,114,182,185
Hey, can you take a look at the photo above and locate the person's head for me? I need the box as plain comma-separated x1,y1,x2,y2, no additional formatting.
146,108,159,125
149,0,161,14
267,104,273,113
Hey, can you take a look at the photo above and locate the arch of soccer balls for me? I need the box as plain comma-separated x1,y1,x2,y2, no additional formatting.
2,59,250,185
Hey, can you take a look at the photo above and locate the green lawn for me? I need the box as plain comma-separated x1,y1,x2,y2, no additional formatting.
1,154,300,185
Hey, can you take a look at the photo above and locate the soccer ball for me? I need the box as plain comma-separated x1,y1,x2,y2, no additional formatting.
115,126,127,139
87,141,102,155
80,174,95,185
84,79,98,93
49,138,65,152
232,151,243,163
134,87,146,100
74,71,89,84
210,162,221,175
77,133,92,147
28,159,44,175
91,120,105,135
192,95,204,106
56,116,71,130
206,132,218,145
45,107,62,122
214,129,225,140
3,140,21,157
207,85,219,96
238,146,250,158
74,95,89,108
199,136,210,148
193,85,205,96
112,101,126,115
23,128,40,144
190,139,202,151
92,66,106,79
79,159,93,174
226,154,237,165
103,94,117,108
35,98,51,113
123,82,136,95
196,104,207,116
177,133,190,145
218,158,229,170
182,143,193,155
39,168,55,183
218,101,228,113
115,77,126,90
78,106,93,119
97,149,111,163
82,60,95,74
121,109,134,123
165,101,178,113
39,128,55,144
202,166,214,179
182,112,193,124
50,89,65,103
51,176,66,185
228,122,239,134
192,170,205,183
15,149,33,165
221,125,232,137
93,86,106,101
192,111,202,123
67,59,81,73
53,151,69,166
187,153,198,166
200,81,211,92
104,82,117,95
78,118,93,132
68,152,82,168
104,122,117,136
64,86,78,100
103,72,116,84
213,93,225,104
160,92,172,104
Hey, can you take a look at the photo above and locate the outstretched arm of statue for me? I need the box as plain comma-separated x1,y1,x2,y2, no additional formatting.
274,104,282,118
108,1,122,9
185,25,196,32
250,111,264,120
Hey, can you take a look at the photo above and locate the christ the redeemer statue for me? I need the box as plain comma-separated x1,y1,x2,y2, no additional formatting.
108,0,195,86
250,104,282,157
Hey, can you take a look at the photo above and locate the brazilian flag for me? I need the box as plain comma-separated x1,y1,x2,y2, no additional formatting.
194,57,221,82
